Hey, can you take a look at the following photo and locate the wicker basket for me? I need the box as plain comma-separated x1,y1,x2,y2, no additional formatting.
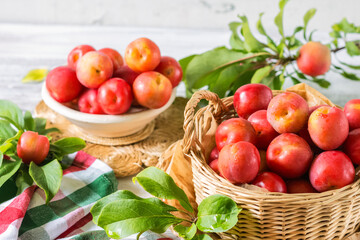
182,83,360,239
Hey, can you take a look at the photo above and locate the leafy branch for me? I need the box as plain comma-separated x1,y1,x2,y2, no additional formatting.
181,0,360,98
91,167,241,239
0,100,86,203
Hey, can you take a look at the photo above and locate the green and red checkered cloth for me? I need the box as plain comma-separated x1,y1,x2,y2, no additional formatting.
0,151,174,240
0,151,116,240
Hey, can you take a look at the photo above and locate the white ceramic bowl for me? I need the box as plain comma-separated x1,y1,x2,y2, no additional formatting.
41,84,176,137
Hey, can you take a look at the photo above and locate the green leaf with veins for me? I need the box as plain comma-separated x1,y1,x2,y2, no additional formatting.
15,165,33,195
192,234,213,240
180,54,198,86
133,167,193,213
29,159,62,203
0,130,22,155
251,66,273,84
97,199,183,239
34,118,47,132
24,111,35,131
230,68,256,94
0,120,17,145
197,194,241,232
174,223,197,240
210,63,245,98
0,158,22,188
239,15,264,52
184,47,249,90
261,71,279,89
91,190,177,225
0,100,24,131
229,21,245,50
256,13,278,52
274,0,289,37
53,137,86,155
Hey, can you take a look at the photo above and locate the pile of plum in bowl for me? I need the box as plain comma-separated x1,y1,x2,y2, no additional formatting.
42,38,181,137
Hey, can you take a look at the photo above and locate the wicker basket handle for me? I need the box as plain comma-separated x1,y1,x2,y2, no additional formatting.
183,90,228,153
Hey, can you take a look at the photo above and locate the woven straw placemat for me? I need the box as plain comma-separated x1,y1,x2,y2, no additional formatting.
35,98,187,177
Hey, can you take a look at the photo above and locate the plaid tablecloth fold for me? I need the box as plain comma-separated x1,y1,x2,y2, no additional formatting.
0,151,117,240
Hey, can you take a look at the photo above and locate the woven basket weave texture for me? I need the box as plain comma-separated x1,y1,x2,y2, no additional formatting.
182,83,360,239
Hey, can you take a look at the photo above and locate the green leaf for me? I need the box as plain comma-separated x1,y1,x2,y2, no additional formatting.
0,120,17,145
251,66,272,83
24,111,35,131
308,30,317,41
286,36,302,50
229,21,245,50
180,54,198,82
312,78,331,88
0,130,22,155
38,128,60,135
133,167,194,213
192,234,213,240
290,76,301,85
22,69,48,83
0,100,24,130
34,118,47,132
332,18,360,33
185,47,248,90
332,38,339,48
15,165,33,195
53,137,86,154
210,64,245,98
239,15,264,52
97,199,183,239
329,30,342,39
292,26,304,36
0,177,17,204
174,223,197,240
91,190,177,225
346,41,360,56
0,159,21,188
29,159,62,203
277,39,286,58
256,13,278,53
229,68,257,94
338,60,360,70
271,74,282,90
256,13,266,36
196,194,241,233
303,8,316,40
274,0,289,37
279,71,286,86
295,70,308,80
340,71,360,81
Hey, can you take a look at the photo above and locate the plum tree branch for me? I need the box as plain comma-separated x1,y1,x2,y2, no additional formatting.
331,41,360,53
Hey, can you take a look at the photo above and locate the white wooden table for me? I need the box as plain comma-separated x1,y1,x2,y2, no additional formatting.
0,23,359,239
